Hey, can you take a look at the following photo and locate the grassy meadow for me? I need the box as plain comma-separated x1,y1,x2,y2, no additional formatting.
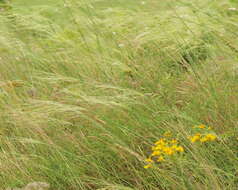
0,0,238,189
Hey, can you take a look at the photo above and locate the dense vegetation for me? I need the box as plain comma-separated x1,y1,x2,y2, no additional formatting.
0,0,237,189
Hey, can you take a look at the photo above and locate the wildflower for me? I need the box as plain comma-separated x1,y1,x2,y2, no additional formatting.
145,158,153,163
144,164,152,169
193,124,206,129
199,134,217,143
144,136,184,168
152,144,163,151
155,139,166,146
205,134,217,141
171,145,178,150
200,136,209,143
198,124,206,129
190,133,217,143
157,156,164,162
175,146,184,152
189,133,201,143
163,147,174,155
151,151,161,156
171,144,184,153
163,131,172,137
170,139,178,144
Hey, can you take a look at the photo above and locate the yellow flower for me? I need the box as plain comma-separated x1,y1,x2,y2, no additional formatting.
145,158,153,163
157,156,164,162
198,124,206,129
200,137,209,143
205,134,217,141
144,164,152,169
163,147,174,155
155,139,166,146
199,134,216,143
171,145,184,152
152,144,164,151
171,145,178,150
151,151,161,156
170,139,178,144
175,146,184,152
163,131,172,137
189,133,201,143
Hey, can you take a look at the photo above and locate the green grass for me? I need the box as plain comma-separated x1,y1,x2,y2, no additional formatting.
0,0,237,189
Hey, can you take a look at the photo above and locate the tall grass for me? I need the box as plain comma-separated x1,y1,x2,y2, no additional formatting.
0,0,237,189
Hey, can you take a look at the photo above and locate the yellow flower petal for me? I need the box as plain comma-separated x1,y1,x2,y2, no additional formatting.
157,156,164,162
144,164,152,169
145,158,153,163
198,124,206,129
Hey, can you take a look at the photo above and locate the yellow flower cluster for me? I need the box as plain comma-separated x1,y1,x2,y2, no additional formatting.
143,125,218,169
193,124,212,130
144,135,184,169
189,124,217,143
189,133,217,143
